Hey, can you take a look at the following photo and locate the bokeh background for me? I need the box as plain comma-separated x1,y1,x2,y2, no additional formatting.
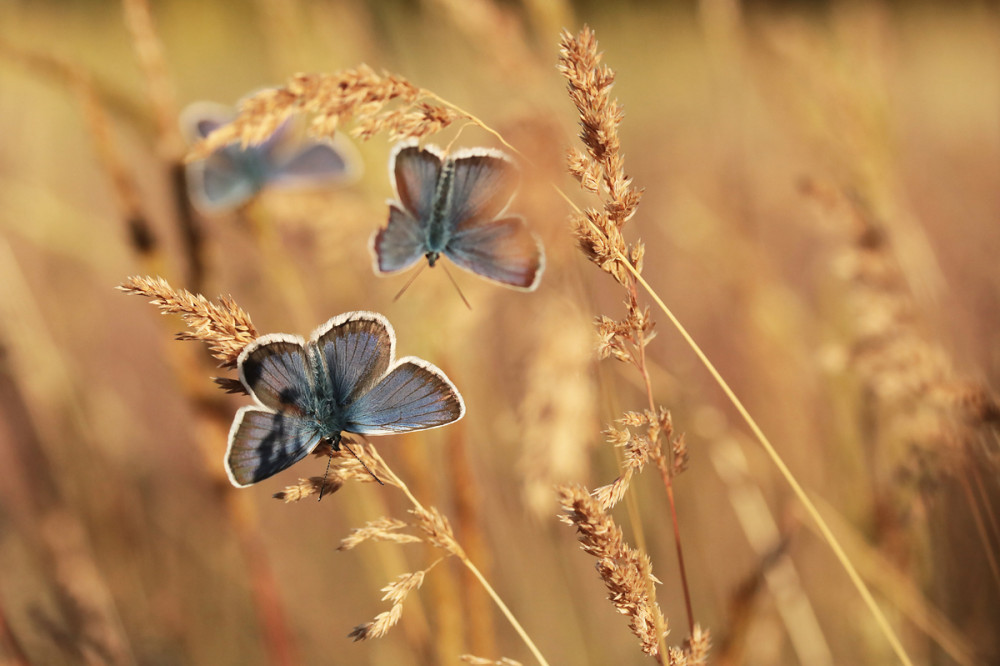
0,0,998,664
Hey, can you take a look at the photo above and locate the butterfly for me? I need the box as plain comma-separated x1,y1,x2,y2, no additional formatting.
370,141,545,291
181,101,360,215
225,311,465,487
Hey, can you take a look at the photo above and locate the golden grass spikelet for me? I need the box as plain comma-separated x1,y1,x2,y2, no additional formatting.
272,476,344,502
118,275,257,368
667,624,711,666
188,66,467,160
558,484,667,656
591,411,678,511
410,506,458,553
309,440,395,486
591,469,633,511
572,209,631,286
338,518,423,551
567,147,602,193
349,570,427,641
672,433,690,477
348,604,402,642
596,307,656,367
380,570,426,605
558,26,643,230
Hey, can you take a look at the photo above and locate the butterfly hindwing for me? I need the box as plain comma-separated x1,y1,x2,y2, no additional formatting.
446,215,544,290
225,407,323,487
345,357,465,435
371,204,426,274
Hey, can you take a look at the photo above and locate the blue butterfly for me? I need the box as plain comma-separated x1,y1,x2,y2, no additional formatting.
371,141,545,291
225,311,465,487
182,101,360,215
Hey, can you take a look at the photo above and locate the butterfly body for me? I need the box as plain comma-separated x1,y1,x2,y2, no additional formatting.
225,312,464,487
371,142,545,290
424,157,459,262
302,344,347,443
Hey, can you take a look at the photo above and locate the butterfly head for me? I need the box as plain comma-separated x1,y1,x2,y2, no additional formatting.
425,251,441,267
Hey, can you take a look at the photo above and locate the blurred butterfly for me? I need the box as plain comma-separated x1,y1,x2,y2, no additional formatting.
225,311,465,487
371,141,545,292
181,101,360,215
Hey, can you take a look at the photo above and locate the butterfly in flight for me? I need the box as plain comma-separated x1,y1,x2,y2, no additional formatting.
370,142,545,293
182,101,360,215
225,311,464,487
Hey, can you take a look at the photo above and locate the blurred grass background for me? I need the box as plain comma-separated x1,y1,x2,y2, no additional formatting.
0,0,998,664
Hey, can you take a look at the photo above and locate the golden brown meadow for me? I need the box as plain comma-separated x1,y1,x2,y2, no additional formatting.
0,1,998,665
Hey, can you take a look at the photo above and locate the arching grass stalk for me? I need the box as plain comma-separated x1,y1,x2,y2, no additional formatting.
431,25,915,666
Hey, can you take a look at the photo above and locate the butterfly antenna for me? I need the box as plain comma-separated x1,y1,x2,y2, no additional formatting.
341,440,384,485
317,451,334,502
393,263,427,302
441,263,472,310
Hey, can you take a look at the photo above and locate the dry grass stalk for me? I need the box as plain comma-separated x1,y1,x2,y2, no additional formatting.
460,656,524,666
558,26,685,499
118,275,258,369
519,303,597,517
558,484,667,657
802,181,1000,484
122,0,184,159
558,26,696,654
74,73,156,258
188,67,470,160
429,0,542,87
340,445,549,664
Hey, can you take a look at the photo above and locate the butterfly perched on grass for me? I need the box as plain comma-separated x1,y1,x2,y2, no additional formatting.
182,101,360,215
371,141,545,292
225,311,464,487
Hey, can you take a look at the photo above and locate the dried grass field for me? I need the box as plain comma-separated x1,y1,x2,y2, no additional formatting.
0,1,998,664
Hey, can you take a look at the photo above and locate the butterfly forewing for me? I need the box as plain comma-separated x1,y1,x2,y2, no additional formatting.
312,313,395,406
345,358,464,435
446,215,544,290
372,204,426,274
392,143,443,221
239,335,315,415
226,407,323,486
448,151,519,225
